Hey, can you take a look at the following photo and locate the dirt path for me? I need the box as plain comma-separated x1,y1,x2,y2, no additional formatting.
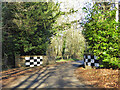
3,61,93,89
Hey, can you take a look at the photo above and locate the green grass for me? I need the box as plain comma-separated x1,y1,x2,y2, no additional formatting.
56,58,79,62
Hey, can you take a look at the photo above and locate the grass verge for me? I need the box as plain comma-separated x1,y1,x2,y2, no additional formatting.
56,58,79,62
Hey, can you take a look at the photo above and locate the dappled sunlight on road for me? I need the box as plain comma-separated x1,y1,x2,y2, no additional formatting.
3,62,93,89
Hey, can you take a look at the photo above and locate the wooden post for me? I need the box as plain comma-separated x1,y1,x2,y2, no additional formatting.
20,56,26,67
15,54,20,68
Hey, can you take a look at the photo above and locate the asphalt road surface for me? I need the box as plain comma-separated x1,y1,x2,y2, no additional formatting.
3,61,93,89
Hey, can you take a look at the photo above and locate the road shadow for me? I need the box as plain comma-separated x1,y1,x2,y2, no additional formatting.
2,67,30,79
2,63,95,89
2,67,40,87
72,60,84,68
10,68,48,89
6,66,57,89
24,71,55,90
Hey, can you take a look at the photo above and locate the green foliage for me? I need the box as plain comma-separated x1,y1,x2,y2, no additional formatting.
2,2,77,67
2,2,63,56
82,4,120,68
56,58,79,62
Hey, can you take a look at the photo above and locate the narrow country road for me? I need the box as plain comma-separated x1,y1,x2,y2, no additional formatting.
3,61,93,89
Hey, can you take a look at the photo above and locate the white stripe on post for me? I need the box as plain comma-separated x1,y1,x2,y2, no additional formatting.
115,1,119,22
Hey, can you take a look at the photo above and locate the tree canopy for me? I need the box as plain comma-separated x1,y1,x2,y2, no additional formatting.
2,2,78,67
2,2,64,56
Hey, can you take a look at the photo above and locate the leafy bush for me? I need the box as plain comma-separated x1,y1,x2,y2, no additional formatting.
82,4,120,68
